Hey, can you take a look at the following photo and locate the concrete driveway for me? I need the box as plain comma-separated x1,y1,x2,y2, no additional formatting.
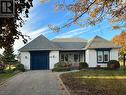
0,71,66,95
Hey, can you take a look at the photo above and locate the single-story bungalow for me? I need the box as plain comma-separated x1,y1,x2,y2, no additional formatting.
19,35,121,70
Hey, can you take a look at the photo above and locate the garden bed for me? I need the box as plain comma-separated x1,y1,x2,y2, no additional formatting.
60,70,126,95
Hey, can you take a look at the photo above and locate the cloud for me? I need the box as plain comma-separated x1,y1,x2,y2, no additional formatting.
13,0,51,54
13,27,51,54
54,28,87,38
27,27,50,37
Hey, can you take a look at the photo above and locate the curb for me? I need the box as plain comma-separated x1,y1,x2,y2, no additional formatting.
56,73,71,95
0,72,23,88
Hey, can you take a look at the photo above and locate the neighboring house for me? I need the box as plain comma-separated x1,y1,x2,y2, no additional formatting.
19,35,121,70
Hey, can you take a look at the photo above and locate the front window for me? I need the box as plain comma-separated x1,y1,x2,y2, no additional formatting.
64,54,68,61
97,50,110,63
60,54,68,62
97,51,103,62
60,54,64,61
74,54,79,62
79,54,83,62
104,51,109,62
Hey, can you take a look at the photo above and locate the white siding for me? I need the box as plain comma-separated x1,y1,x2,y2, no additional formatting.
49,51,59,69
110,49,119,60
20,52,30,70
85,50,89,65
86,49,119,68
20,49,119,70
86,50,97,67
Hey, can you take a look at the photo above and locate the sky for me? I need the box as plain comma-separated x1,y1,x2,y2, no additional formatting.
1,0,124,54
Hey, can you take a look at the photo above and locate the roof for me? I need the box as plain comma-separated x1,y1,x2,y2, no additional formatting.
54,42,87,50
19,35,121,52
85,36,121,49
52,38,87,50
52,38,86,42
19,35,60,51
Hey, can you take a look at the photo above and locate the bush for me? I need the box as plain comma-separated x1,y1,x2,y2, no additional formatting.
52,67,71,72
107,60,120,69
5,65,16,70
16,64,25,72
53,61,71,72
54,61,71,68
79,62,88,69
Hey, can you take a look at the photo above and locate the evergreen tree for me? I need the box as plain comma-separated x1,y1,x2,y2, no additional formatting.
1,46,15,70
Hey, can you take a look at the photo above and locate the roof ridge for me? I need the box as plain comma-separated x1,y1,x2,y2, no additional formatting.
85,36,96,49
19,35,42,51
52,37,87,42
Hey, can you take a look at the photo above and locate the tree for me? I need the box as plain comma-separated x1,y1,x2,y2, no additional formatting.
0,0,33,51
112,31,126,66
47,0,126,32
0,54,2,63
1,45,16,70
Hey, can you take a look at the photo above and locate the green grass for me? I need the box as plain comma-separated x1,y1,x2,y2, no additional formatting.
61,70,126,95
0,72,18,83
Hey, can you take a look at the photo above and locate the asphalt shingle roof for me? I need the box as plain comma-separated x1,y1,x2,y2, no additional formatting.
19,35,60,51
54,42,87,50
85,36,121,49
19,35,121,51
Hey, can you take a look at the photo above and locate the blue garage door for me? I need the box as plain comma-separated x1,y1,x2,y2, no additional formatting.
30,51,49,70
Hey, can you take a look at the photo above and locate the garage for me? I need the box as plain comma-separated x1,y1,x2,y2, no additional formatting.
30,51,49,70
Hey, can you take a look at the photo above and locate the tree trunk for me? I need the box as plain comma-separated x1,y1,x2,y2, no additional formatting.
123,54,125,67
9,62,11,70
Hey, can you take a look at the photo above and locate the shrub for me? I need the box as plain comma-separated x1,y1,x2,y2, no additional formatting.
54,61,71,68
54,61,66,68
52,67,71,72
5,65,16,70
16,64,25,72
79,62,88,69
107,60,120,69
96,65,101,69
53,61,71,72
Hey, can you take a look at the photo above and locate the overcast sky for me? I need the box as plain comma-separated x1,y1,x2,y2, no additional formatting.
1,0,124,54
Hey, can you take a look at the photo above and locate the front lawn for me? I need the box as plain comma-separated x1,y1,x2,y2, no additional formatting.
0,71,19,83
60,70,126,95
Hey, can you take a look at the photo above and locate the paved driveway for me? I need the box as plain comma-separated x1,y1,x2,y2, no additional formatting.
0,71,65,95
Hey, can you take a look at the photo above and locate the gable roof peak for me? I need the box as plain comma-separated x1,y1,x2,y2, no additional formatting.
94,35,105,39
85,35,121,49
19,34,60,51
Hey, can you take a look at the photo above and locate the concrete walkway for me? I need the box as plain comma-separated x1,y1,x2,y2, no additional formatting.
0,70,65,95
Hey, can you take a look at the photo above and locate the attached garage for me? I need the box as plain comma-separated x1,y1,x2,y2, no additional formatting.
30,51,49,70
19,35,60,70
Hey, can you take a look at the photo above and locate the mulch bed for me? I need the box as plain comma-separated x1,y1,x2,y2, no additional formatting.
60,73,112,95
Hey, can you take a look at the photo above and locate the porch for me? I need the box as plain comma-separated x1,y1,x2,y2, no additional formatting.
59,51,85,67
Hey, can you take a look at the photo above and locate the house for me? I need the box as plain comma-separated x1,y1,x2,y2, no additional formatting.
19,35,121,70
